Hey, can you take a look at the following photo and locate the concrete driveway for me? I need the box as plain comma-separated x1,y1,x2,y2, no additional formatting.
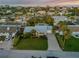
2,33,13,50
46,33,62,51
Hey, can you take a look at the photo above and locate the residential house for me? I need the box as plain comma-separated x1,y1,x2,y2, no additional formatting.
24,23,52,37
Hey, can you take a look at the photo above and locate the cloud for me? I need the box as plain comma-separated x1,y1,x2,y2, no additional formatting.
0,0,79,6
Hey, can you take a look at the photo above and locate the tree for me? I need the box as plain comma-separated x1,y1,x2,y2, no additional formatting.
69,16,76,23
27,18,34,26
46,16,54,25
63,28,71,49
58,21,67,31
31,29,37,37
58,21,71,49
10,18,15,21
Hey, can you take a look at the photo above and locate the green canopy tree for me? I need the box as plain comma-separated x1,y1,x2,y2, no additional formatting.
46,16,54,25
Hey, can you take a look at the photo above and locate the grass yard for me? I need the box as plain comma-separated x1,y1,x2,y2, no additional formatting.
64,36,79,52
13,36,48,50
56,34,79,51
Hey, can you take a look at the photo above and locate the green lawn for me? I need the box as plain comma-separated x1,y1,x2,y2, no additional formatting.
64,36,79,52
56,34,79,51
13,37,48,50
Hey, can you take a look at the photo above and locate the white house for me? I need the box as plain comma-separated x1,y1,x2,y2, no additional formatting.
24,23,52,36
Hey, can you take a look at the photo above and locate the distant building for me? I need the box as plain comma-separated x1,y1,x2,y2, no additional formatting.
0,19,6,22
52,16,68,25
37,11,46,15
47,11,55,16
6,10,12,14
27,12,34,16
15,12,23,15
49,8,55,11
15,16,26,23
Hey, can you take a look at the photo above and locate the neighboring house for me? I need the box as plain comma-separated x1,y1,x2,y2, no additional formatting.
37,11,46,15
24,23,52,36
0,26,18,40
0,19,6,22
0,23,21,37
68,25,79,38
29,8,35,12
27,12,34,16
25,16,30,21
6,10,12,14
49,8,55,11
0,22,21,27
15,16,26,23
47,11,55,16
0,26,18,33
15,12,23,15
52,16,68,25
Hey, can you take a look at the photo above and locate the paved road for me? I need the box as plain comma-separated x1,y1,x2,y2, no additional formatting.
7,50,79,58
47,33,62,51
0,50,79,58
9,50,47,58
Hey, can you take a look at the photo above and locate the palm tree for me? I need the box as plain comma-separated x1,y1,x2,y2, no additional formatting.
58,21,67,31
58,21,71,49
63,28,71,49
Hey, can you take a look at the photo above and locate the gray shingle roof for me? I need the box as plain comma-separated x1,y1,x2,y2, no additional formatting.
24,25,52,33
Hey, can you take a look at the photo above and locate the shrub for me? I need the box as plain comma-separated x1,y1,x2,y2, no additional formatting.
13,36,22,46
40,35,47,40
